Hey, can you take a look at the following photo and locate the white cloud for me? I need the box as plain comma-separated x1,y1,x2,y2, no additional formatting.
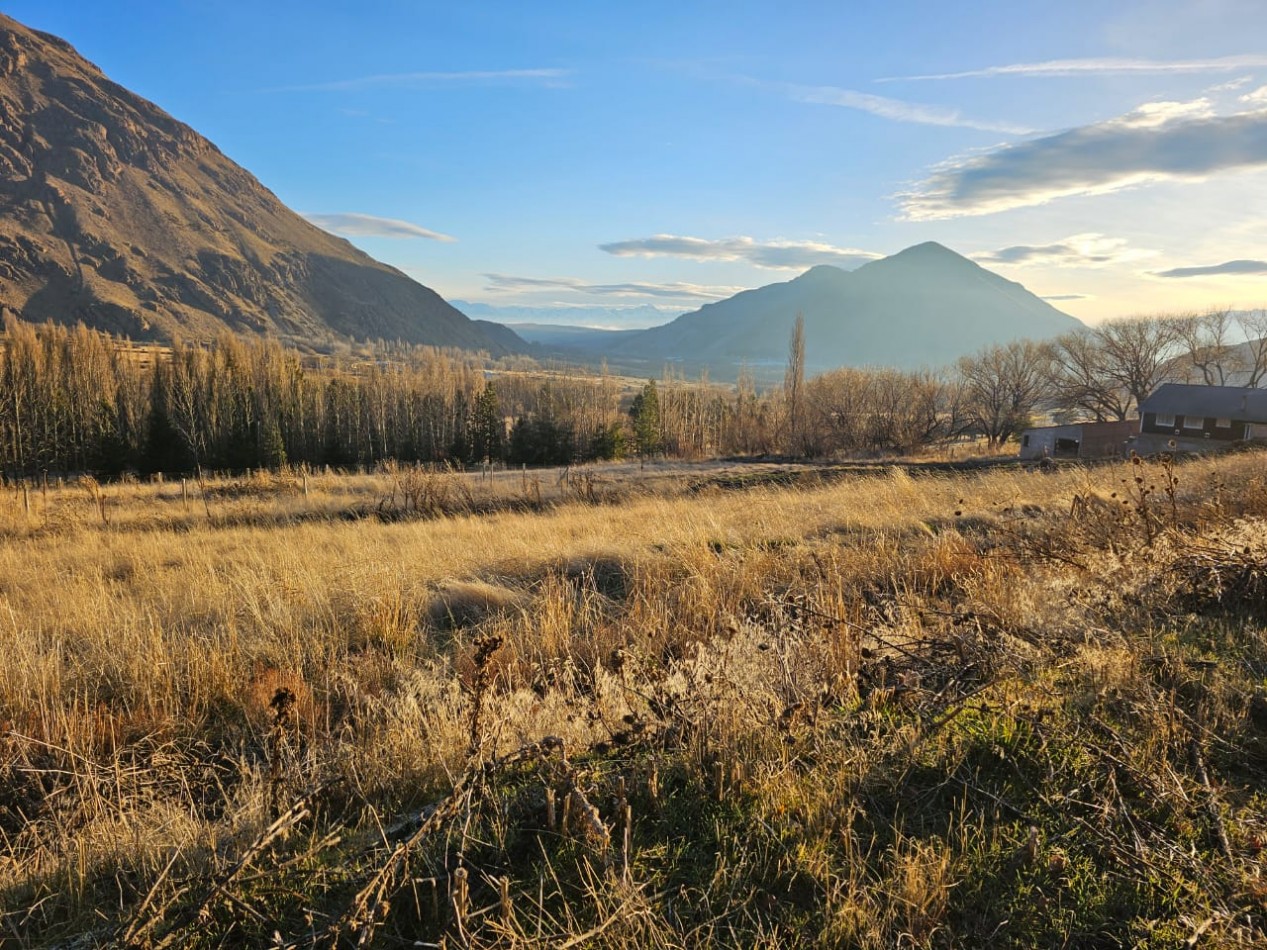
599,234,881,270
900,99,1267,220
973,233,1156,268
482,274,744,300
273,68,570,93
1241,85,1267,104
1155,259,1267,278
303,212,456,241
1117,99,1214,128
1208,75,1255,92
786,84,1030,134
882,55,1267,82
1042,294,1093,301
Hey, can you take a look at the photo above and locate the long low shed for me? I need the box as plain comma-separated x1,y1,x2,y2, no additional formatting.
1019,419,1138,460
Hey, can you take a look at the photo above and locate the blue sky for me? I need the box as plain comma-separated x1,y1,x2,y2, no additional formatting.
7,0,1267,325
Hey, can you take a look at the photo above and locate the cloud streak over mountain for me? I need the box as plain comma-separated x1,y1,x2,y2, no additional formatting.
901,100,1267,219
973,233,1154,268
883,55,1267,82
482,273,744,300
303,212,456,241
599,234,881,270
1156,259,1267,278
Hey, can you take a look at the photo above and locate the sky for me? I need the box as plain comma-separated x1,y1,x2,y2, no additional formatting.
6,0,1267,327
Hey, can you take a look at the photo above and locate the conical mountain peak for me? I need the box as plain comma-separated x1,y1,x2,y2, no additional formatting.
611,241,1081,371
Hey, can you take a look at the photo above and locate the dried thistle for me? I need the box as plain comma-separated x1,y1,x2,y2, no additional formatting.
464,634,504,760
266,687,297,819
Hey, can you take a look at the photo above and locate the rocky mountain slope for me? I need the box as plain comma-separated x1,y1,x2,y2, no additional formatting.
611,242,1082,370
0,14,516,352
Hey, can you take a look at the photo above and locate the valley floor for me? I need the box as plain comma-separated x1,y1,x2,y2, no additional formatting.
2,451,1267,947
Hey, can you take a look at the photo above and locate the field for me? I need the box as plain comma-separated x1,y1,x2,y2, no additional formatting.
3,452,1267,947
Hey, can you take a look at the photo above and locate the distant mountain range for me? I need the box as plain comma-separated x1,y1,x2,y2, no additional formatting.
450,301,665,355
499,323,642,350
604,242,1082,371
0,14,1082,373
0,13,518,353
451,300,680,330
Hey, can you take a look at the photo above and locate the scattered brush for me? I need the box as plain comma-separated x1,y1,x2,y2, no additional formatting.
78,474,111,526
377,459,476,519
1171,520,1267,613
201,471,303,500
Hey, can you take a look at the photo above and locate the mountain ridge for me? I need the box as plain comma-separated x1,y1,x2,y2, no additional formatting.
609,241,1082,370
0,13,519,353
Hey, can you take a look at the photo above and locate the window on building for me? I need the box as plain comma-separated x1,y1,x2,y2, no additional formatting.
1215,417,1232,428
1154,413,1176,427
1022,434,1030,447
1182,415,1205,429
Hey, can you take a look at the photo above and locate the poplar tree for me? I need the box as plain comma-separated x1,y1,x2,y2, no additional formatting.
784,314,806,456
630,380,661,460
470,383,504,464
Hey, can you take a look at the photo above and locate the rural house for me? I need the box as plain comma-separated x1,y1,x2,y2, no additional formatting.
1133,383,1267,454
1018,419,1138,460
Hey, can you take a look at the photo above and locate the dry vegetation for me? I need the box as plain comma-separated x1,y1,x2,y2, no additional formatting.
3,451,1267,947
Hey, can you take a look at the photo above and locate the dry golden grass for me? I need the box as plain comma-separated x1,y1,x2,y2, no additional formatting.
3,451,1267,946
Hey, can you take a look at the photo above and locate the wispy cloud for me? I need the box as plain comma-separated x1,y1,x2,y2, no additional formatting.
900,99,1267,220
482,273,744,300
1155,259,1267,278
303,212,456,241
273,68,570,93
973,233,1156,268
599,234,881,270
1208,75,1255,93
882,55,1267,82
1043,293,1092,301
786,83,1030,133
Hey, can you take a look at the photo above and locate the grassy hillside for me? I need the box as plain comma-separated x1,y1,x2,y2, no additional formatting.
2,452,1267,946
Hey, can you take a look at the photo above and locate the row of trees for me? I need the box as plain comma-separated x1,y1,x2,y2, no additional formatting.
0,319,784,475
2,307,1263,475
0,317,635,475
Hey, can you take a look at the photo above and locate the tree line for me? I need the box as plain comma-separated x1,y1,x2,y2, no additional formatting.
0,316,611,476
1,307,1263,476
0,318,780,476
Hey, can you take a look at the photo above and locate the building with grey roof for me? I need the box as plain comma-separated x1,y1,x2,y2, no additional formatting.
1134,383,1267,453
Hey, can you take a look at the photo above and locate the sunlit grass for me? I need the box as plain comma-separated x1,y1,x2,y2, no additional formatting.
3,451,1267,946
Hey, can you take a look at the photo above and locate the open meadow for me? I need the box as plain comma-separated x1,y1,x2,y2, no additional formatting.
3,452,1267,947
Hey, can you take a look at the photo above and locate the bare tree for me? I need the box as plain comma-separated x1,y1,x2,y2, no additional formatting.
1047,330,1134,421
1237,309,1267,388
783,314,806,455
1174,308,1238,386
1093,316,1182,413
958,340,1052,448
